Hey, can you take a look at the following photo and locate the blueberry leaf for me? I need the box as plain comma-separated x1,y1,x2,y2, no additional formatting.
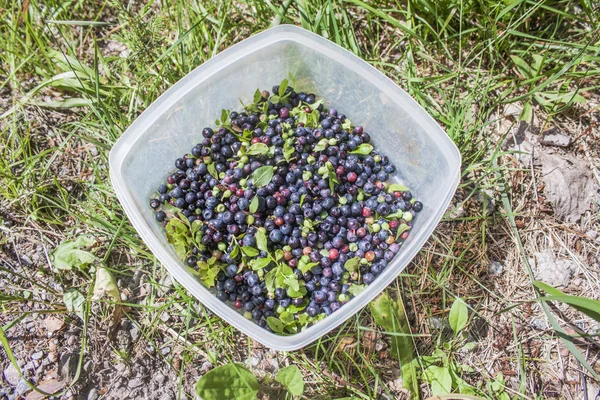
314,140,327,152
252,166,274,188
395,224,411,240
350,143,373,155
271,94,280,104
344,257,360,272
278,79,288,97
341,118,352,131
347,284,367,296
387,183,409,192
194,363,259,400
207,162,218,179
250,257,271,270
253,88,262,104
246,143,269,156
241,246,259,257
267,316,284,333
265,268,277,292
255,229,268,252
249,196,259,213
276,365,304,396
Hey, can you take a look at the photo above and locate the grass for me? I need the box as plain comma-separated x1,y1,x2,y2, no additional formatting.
1,0,599,399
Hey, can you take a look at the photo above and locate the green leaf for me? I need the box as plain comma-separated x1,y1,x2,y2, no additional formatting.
63,289,85,321
449,298,469,334
276,365,304,396
221,109,229,124
314,140,327,152
349,143,373,155
255,229,268,252
252,166,274,188
425,365,452,395
241,246,259,257
307,98,323,111
271,95,280,104
249,196,259,213
246,143,269,156
51,235,96,270
195,363,259,400
534,281,600,322
347,284,367,296
197,261,221,288
298,259,319,274
369,293,419,397
341,118,352,131
253,88,262,104
267,316,284,333
300,194,306,206
92,267,119,300
250,257,271,270
278,79,288,97
387,183,409,192
395,224,411,240
265,268,277,292
520,101,533,123
207,163,218,179
344,257,360,272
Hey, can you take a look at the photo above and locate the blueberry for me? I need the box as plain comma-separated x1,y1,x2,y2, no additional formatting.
413,201,423,212
155,211,166,222
363,273,375,285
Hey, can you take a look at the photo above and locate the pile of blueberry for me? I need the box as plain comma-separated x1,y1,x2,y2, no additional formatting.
150,80,422,334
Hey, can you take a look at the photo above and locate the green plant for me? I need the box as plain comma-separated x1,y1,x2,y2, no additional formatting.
195,363,305,400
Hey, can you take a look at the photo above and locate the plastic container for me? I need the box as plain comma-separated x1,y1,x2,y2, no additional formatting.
109,25,461,351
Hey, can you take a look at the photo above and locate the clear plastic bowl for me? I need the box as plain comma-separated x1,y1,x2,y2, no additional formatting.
109,25,461,351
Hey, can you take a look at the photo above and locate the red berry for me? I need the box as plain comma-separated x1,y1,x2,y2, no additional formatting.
251,137,260,144
289,258,297,267
362,207,372,217
329,248,339,260
336,166,345,175
284,251,293,261
234,299,243,309
389,220,399,229
303,247,312,255
401,231,410,240
340,244,349,253
236,189,244,197
365,251,375,262
347,172,357,183
275,217,284,226
375,181,385,189
394,191,402,198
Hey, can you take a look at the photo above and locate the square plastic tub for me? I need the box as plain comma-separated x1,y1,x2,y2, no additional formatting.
109,24,461,351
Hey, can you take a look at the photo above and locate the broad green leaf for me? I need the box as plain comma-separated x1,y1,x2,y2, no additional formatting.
250,257,271,270
195,363,258,400
349,143,373,155
387,183,409,192
267,316,284,333
207,163,218,179
278,79,288,97
344,257,360,272
276,365,304,396
520,101,533,123
63,289,85,321
369,293,419,397
425,365,452,395
51,235,96,270
395,224,411,240
255,229,268,252
241,246,259,257
265,268,277,292
246,143,269,156
347,284,367,296
249,196,259,213
449,298,469,334
314,139,328,152
253,88,262,104
252,166,274,188
92,267,119,300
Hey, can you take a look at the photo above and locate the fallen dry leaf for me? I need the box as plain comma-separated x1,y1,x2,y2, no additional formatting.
25,378,64,399
537,151,599,223
44,317,65,333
